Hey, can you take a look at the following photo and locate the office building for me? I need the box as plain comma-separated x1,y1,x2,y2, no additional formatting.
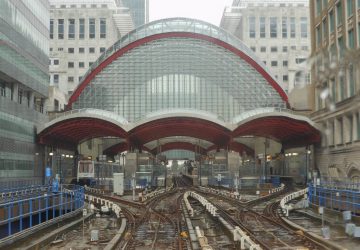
310,0,360,181
48,0,136,111
220,0,310,94
0,0,50,181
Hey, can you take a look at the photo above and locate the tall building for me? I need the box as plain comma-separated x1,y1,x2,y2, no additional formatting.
0,0,49,181
121,0,149,28
220,0,310,94
48,0,136,111
310,0,360,181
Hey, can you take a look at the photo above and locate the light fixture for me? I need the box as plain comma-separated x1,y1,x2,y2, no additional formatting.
70,155,73,158
49,152,54,156
61,154,65,157
65,154,69,158
307,150,311,154
292,153,298,156
35,152,39,156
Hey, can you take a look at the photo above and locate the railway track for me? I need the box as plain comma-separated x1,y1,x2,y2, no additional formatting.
202,186,332,249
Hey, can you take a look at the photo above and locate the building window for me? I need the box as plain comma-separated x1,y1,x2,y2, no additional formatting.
323,0,328,9
329,10,334,32
316,25,322,46
357,113,360,140
89,47,95,53
271,61,278,67
100,18,106,38
68,62,74,68
338,36,344,57
347,0,353,17
68,48,74,53
330,78,336,100
68,19,75,39
100,47,106,53
53,59,59,65
79,47,85,53
270,17,277,38
50,19,54,39
249,16,256,38
290,17,296,38
89,62,93,67
336,2,342,26
282,46,288,52
68,76,74,82
58,19,64,39
270,46,277,52
0,83,5,97
339,75,345,101
54,74,59,84
283,75,288,81
50,48,53,51
291,45,296,50
58,47,63,51
283,60,288,67
260,46,266,52
300,17,307,38
18,89,23,104
348,64,355,96
78,76,82,82
348,29,355,49
263,61,266,65
260,17,266,38
282,17,287,38
301,46,308,51
316,0,322,16
322,18,328,40
89,18,95,39
79,62,85,68
79,18,85,39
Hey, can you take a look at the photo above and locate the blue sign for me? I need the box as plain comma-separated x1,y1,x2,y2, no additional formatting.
45,167,52,177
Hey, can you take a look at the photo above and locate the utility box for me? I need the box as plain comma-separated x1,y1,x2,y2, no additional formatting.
113,173,124,195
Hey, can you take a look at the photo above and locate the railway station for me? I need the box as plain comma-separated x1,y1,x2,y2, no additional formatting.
1,2,360,249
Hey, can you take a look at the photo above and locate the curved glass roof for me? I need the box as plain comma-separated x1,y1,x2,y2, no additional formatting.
72,17,287,123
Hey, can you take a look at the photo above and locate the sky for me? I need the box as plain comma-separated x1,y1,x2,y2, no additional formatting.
149,0,233,26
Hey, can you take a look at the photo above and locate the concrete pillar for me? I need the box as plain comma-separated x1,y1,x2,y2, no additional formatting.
12,82,18,102
29,91,35,109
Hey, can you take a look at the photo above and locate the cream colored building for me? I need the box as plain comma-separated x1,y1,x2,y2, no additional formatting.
220,0,310,94
310,0,360,181
48,0,135,111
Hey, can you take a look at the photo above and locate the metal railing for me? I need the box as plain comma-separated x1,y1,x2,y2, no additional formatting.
0,184,84,239
308,184,360,215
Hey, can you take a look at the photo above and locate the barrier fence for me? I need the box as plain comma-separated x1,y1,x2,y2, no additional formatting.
0,184,84,239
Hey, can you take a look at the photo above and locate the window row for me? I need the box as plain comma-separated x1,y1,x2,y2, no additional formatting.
315,0,360,21
251,45,308,53
324,113,360,147
51,74,83,84
50,18,107,39
317,66,357,110
248,16,308,39
315,19,360,52
50,47,106,53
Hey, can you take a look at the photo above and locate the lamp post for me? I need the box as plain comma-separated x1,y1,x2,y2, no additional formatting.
305,147,311,185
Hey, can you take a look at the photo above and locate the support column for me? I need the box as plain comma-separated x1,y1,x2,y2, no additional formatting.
12,82,18,102
29,91,35,109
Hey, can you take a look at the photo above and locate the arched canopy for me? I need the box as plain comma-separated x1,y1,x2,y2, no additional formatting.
68,18,288,123
38,118,127,149
128,117,232,147
233,116,320,148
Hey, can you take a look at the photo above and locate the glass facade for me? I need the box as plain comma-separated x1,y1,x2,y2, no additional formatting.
0,0,49,179
72,18,286,123
121,0,148,28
